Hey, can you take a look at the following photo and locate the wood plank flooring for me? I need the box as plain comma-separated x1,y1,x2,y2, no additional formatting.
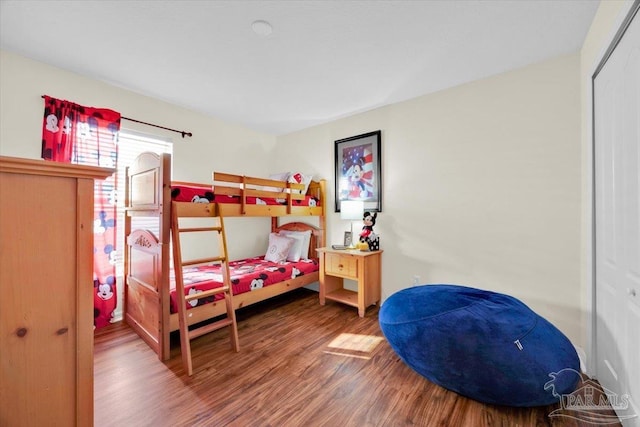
94,289,621,427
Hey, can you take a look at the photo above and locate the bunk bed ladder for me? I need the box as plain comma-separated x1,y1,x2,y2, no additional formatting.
171,203,240,376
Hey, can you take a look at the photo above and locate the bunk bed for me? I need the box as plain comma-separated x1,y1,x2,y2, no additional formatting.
124,152,326,361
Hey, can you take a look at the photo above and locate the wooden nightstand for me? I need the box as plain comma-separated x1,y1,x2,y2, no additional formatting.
316,248,383,317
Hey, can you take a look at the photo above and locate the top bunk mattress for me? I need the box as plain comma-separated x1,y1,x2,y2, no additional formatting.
171,183,320,207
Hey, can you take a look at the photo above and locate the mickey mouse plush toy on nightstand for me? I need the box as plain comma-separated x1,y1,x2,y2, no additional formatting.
359,211,380,251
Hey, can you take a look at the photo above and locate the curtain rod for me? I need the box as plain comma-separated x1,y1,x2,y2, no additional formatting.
41,95,193,138
120,116,192,138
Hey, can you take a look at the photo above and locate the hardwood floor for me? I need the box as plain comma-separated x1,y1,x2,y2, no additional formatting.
94,289,621,427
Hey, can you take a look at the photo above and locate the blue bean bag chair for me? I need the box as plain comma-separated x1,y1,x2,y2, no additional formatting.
379,284,580,407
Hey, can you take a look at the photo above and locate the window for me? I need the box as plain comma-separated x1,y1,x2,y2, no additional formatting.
111,131,172,322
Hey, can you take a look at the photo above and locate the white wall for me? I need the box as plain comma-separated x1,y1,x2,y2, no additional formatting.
0,49,275,260
276,54,584,345
1,35,595,348
579,0,631,373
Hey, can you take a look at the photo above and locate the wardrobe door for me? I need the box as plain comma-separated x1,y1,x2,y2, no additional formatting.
1,157,109,427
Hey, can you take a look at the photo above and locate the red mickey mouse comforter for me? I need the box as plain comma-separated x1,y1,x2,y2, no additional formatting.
171,184,320,207
169,256,319,313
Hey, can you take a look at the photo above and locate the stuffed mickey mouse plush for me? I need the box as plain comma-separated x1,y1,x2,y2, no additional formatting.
359,212,380,250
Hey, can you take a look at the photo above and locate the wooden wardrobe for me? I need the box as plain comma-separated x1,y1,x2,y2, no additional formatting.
0,156,113,427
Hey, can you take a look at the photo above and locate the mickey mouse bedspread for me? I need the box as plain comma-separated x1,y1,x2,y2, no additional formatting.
169,256,319,313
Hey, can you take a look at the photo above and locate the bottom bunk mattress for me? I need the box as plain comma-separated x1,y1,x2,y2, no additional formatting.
169,256,319,313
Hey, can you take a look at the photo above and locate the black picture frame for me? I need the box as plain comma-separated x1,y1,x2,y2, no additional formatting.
334,130,382,212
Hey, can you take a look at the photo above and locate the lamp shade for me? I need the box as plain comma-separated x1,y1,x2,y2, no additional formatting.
340,200,364,220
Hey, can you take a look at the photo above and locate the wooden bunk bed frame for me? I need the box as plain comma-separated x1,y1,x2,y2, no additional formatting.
124,152,326,361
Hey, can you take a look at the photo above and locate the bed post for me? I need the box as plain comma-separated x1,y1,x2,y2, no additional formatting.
158,153,172,360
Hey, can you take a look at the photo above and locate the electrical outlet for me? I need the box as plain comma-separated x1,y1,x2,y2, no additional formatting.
413,275,420,285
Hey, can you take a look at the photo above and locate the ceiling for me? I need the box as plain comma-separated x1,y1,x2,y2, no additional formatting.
0,0,599,136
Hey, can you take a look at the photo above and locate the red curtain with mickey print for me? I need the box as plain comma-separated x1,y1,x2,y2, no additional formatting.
42,95,120,329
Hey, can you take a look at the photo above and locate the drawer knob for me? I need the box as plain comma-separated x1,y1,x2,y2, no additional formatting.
56,327,69,335
16,327,28,338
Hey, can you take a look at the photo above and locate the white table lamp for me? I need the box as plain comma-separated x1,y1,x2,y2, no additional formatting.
340,200,364,248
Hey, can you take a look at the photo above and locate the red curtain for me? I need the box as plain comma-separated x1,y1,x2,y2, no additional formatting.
42,96,121,329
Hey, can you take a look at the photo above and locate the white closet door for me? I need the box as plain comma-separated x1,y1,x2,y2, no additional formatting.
594,8,640,426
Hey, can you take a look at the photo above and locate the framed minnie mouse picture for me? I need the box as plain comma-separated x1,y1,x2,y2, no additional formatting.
334,130,382,213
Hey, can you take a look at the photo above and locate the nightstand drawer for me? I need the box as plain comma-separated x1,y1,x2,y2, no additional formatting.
325,253,358,278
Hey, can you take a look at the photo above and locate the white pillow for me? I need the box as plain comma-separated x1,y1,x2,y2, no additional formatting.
263,172,290,193
264,233,295,263
279,229,312,260
288,172,313,195
280,232,305,262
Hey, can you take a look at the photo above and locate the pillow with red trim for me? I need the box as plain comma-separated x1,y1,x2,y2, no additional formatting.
262,172,290,193
288,172,312,195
